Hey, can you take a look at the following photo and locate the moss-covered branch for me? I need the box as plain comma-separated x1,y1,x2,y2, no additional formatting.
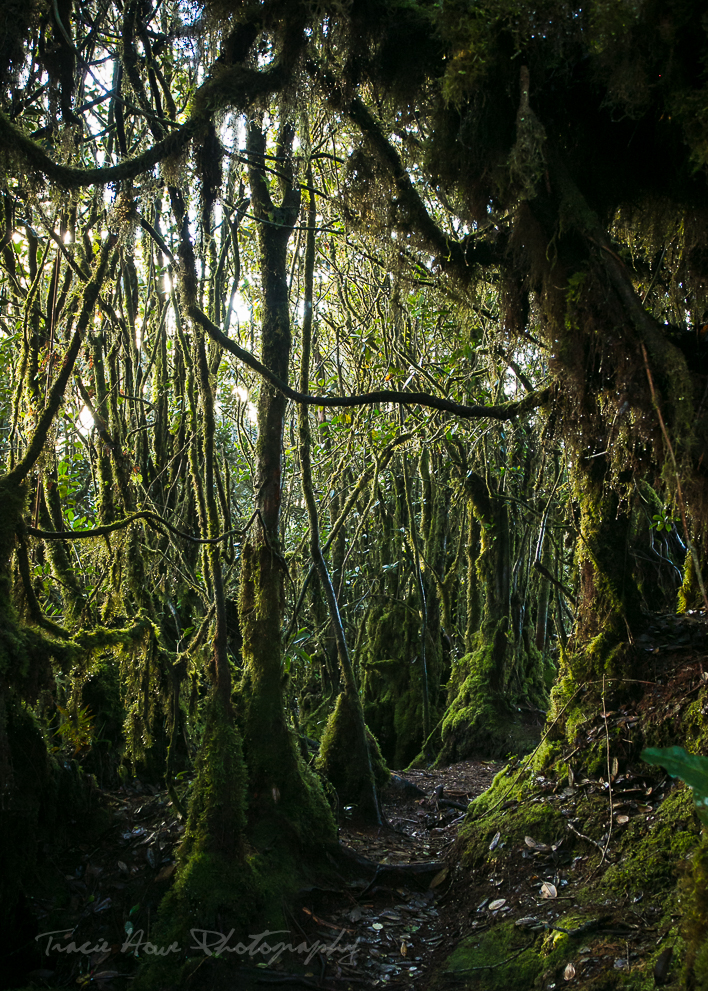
190,303,552,420
26,509,258,545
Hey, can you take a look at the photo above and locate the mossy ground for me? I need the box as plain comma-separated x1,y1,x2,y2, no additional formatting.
434,767,697,989
431,629,708,991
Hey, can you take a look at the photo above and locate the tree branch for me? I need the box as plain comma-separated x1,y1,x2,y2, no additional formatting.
189,304,552,421
26,509,259,546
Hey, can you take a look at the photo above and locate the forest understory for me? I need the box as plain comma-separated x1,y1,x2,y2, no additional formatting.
7,609,708,991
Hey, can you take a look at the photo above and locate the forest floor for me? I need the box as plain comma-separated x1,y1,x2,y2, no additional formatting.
14,612,708,991
17,760,501,990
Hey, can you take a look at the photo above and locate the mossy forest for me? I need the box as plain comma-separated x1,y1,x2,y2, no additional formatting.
5,1,708,988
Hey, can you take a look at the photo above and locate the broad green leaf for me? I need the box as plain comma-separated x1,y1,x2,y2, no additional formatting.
641,746,708,823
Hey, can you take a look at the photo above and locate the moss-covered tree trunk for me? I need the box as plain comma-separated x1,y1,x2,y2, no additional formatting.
296,165,384,821
439,465,545,759
238,119,335,846
562,453,643,683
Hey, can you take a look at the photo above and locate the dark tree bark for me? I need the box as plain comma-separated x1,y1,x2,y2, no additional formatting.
238,118,335,843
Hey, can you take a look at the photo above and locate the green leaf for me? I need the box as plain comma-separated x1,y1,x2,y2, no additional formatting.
641,746,708,823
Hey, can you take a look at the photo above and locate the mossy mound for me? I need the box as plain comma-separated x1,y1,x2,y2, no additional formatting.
600,788,698,902
439,915,590,990
439,640,545,761
439,763,696,990
458,763,566,867
316,690,389,810
433,634,708,991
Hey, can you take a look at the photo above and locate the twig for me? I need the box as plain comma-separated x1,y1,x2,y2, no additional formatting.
566,820,606,855
26,508,259,546
641,245,667,305
601,674,614,865
443,941,532,976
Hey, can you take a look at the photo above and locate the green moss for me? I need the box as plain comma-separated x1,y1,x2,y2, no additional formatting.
138,691,295,990
316,690,389,810
442,920,543,989
440,914,588,990
672,831,708,987
361,601,442,767
181,691,247,859
601,788,698,899
679,550,703,615
459,764,565,867
439,621,541,760
572,465,642,652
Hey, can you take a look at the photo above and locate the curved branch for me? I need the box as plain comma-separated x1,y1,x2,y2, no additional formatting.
190,304,552,421
308,61,501,279
0,62,287,190
26,509,258,546
0,108,201,189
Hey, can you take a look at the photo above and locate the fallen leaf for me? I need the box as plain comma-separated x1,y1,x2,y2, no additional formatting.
155,863,176,882
540,882,557,899
564,962,576,980
488,898,506,911
654,945,673,985
400,942,408,957
372,923,384,931
489,831,501,851
429,867,449,889
615,814,629,825
525,836,550,852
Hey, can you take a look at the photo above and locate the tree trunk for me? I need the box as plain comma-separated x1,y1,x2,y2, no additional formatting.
238,119,335,844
